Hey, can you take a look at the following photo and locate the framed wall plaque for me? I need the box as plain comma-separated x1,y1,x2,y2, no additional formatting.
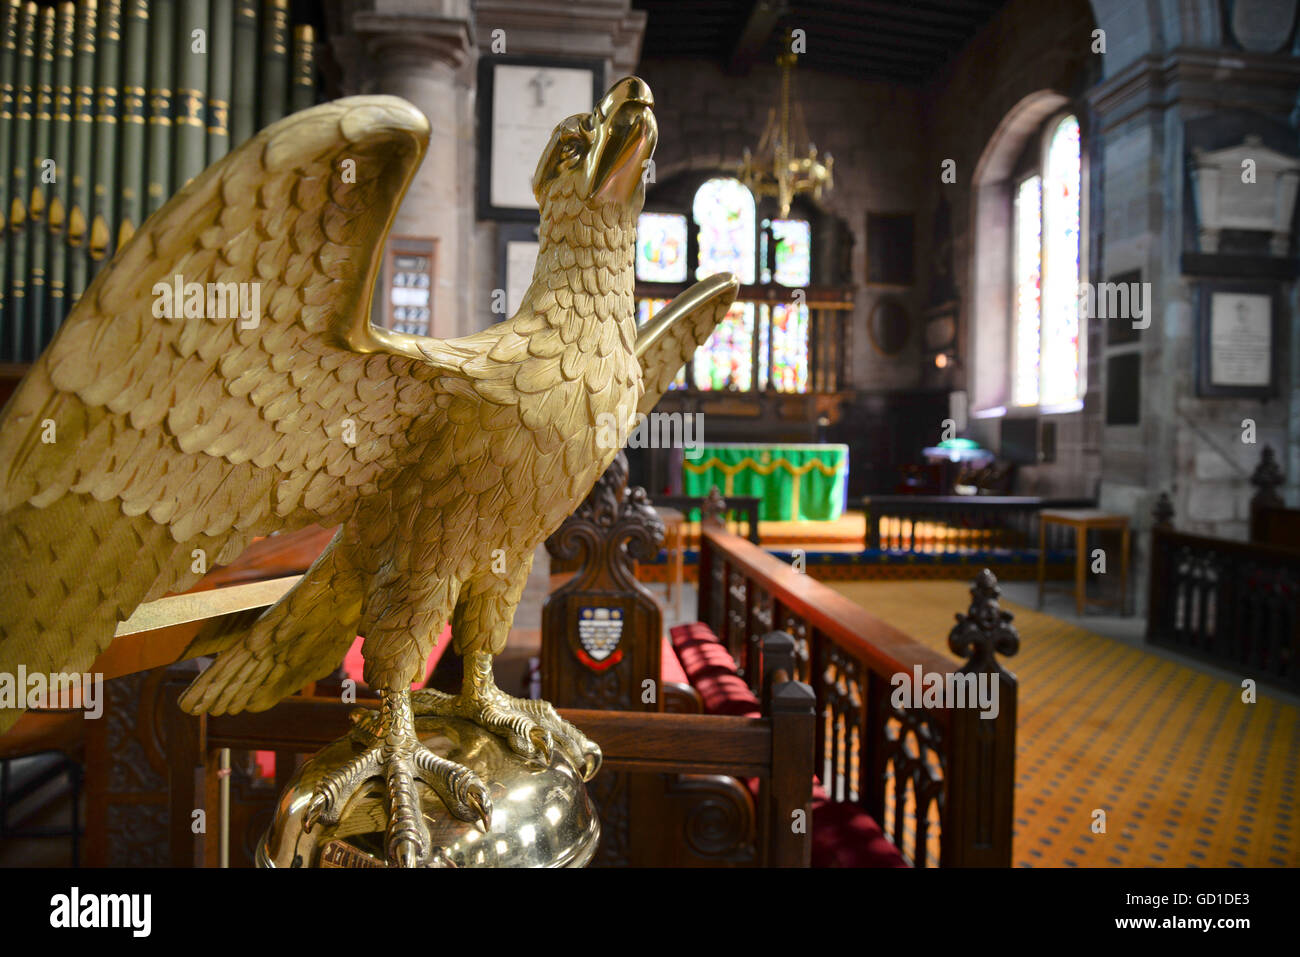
496,222,541,320
1105,352,1141,425
477,56,604,221
381,236,436,336
1196,280,1279,398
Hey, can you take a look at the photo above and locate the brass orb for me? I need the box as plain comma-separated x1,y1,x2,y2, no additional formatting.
258,714,600,868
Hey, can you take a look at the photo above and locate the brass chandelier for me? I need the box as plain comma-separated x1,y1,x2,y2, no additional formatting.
738,35,834,217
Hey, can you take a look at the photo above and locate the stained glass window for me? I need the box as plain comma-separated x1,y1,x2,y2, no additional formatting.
635,212,688,283
637,298,685,388
1013,175,1042,406
693,178,756,283
694,303,754,391
770,303,809,392
1011,114,1082,408
1040,115,1082,407
632,178,819,396
761,219,811,287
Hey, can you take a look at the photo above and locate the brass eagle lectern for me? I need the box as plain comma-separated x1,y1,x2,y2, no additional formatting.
0,77,738,866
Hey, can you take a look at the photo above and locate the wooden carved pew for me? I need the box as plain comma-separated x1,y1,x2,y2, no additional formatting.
697,517,1020,867
541,458,1016,867
161,638,814,868
77,525,338,866
540,454,817,865
67,488,812,868
1148,450,1300,692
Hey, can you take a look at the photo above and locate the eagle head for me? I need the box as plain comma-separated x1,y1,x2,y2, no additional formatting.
532,76,658,216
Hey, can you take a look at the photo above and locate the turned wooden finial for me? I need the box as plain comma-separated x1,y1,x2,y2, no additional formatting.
1250,445,1285,511
948,568,1019,677
1153,491,1174,529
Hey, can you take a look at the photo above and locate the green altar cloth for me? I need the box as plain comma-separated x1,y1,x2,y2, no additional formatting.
683,443,849,521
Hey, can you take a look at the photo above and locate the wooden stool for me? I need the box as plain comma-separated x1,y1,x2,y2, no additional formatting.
1038,509,1131,616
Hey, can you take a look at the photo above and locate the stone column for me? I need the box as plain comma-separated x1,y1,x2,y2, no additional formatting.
1086,1,1300,611
331,1,476,340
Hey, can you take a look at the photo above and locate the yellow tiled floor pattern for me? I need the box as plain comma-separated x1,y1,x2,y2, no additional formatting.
827,580,1300,867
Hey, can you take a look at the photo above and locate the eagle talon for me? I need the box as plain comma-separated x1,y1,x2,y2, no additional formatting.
529,727,554,762
305,689,492,867
411,673,602,782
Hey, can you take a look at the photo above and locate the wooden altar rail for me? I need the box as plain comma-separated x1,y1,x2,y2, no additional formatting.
1147,528,1300,690
851,495,1095,554
697,523,1019,867
1148,472,1300,692
651,493,761,545
162,673,815,867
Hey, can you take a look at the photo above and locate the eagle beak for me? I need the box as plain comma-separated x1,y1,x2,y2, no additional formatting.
582,76,657,204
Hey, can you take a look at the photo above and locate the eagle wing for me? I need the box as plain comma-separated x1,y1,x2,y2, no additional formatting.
0,96,449,733
634,272,739,415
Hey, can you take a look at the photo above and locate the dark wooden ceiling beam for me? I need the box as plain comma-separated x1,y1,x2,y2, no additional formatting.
791,4,978,40
804,58,931,79
804,30,960,56
727,0,791,75
798,37,938,64
895,0,1003,16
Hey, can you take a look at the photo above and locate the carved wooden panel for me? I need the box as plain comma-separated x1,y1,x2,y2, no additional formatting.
543,453,665,711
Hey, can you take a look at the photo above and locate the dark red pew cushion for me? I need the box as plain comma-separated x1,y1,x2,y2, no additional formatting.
676,640,738,683
660,635,690,687
810,799,909,868
670,621,721,651
694,673,761,717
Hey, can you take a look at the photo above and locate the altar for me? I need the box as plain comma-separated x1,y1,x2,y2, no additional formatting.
683,443,850,521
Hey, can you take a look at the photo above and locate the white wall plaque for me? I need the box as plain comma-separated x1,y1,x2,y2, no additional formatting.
1209,292,1271,387
488,64,597,213
505,239,540,317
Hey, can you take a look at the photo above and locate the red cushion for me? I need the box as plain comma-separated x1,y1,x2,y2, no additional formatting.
676,641,738,682
694,673,761,716
670,622,720,651
811,801,908,868
660,635,690,687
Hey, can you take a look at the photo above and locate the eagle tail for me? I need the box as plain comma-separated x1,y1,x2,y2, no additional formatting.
178,541,365,716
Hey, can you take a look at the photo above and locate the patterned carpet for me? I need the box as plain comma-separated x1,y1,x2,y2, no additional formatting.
826,580,1300,868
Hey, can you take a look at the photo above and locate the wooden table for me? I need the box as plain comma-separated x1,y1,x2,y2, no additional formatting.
1038,509,1130,616
655,506,686,619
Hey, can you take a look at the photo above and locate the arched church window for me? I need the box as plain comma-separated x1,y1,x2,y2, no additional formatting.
634,176,816,394
693,177,757,283
1012,114,1083,408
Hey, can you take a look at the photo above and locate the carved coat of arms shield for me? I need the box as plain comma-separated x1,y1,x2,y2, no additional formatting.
577,607,624,667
